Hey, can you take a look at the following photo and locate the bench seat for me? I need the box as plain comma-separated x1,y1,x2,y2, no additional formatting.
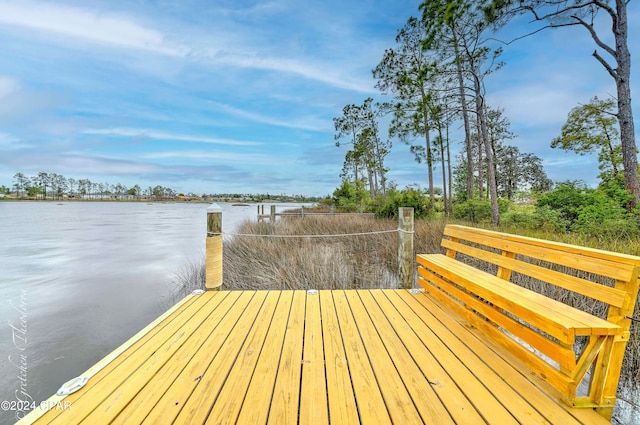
417,253,622,344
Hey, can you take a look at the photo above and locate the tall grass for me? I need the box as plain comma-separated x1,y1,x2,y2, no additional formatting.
222,215,444,290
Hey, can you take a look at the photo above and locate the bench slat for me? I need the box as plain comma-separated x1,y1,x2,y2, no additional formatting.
441,238,628,308
417,254,621,343
417,265,577,370
415,270,576,397
444,226,637,282
447,225,640,266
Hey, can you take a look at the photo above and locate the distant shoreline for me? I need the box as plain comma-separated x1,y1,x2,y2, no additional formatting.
0,198,311,204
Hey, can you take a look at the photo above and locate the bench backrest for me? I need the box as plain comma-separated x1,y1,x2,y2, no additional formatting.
441,225,640,328
419,224,640,417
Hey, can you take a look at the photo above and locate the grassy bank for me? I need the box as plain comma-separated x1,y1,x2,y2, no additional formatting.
173,213,639,423
223,215,444,290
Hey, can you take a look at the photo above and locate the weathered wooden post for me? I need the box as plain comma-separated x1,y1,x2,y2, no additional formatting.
206,204,223,289
398,207,414,289
270,205,276,222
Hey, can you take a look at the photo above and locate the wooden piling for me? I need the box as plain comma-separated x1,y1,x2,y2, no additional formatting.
398,207,414,289
206,204,223,289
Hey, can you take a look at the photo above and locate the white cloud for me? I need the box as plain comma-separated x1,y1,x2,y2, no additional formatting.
0,76,19,97
209,101,329,131
0,133,19,148
84,128,262,146
0,75,63,124
0,2,377,93
212,52,375,93
143,150,286,164
0,1,186,56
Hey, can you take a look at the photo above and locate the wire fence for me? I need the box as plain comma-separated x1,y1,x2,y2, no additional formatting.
209,228,407,239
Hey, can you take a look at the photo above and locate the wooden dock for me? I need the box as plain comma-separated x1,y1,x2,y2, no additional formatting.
23,289,610,424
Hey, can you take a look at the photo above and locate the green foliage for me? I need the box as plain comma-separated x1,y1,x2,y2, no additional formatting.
536,180,589,225
551,97,622,184
332,180,368,211
375,186,434,219
452,200,493,222
26,186,42,197
502,206,569,232
521,180,640,236
451,197,511,222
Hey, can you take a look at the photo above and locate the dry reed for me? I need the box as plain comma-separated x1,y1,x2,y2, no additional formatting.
222,215,444,290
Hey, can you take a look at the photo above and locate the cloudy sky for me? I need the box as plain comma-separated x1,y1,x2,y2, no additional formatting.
0,0,638,196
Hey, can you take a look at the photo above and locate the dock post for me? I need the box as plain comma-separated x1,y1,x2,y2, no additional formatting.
398,207,414,289
206,203,223,289
270,205,276,221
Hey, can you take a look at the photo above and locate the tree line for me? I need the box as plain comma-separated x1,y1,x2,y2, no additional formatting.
5,172,323,203
332,0,637,225
9,172,179,200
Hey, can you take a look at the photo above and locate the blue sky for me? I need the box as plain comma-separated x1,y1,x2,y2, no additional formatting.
0,0,638,197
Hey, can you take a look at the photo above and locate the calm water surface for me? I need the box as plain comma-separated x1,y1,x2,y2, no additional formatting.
0,201,294,424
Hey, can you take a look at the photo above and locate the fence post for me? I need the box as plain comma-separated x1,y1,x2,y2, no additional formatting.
206,204,223,289
270,205,276,221
398,207,414,289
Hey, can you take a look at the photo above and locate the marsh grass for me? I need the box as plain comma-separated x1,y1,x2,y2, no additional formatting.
222,215,444,290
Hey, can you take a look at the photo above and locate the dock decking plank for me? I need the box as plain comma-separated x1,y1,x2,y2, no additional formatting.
344,290,446,424
375,291,518,425
400,290,606,425
393,290,547,423
26,290,614,425
193,291,280,424
331,290,393,425
137,290,259,424
159,291,269,424
82,290,235,424
45,290,224,424
235,291,295,424
110,290,251,424
266,290,306,425
319,290,360,425
298,290,329,425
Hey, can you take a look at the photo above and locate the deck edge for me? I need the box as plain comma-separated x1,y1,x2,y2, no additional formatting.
18,291,204,424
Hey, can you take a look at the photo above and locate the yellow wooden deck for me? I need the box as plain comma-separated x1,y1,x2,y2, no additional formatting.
25,289,611,424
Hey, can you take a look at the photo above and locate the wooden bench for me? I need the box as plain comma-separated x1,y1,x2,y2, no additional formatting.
416,224,640,420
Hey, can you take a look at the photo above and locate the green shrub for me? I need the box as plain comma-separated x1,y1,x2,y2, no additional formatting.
502,206,569,232
452,200,492,222
497,198,512,214
376,187,434,219
536,180,589,226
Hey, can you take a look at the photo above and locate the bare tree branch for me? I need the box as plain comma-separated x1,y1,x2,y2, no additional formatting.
571,14,617,58
593,49,618,79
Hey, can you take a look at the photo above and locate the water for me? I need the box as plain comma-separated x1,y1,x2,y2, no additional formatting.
0,201,299,424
